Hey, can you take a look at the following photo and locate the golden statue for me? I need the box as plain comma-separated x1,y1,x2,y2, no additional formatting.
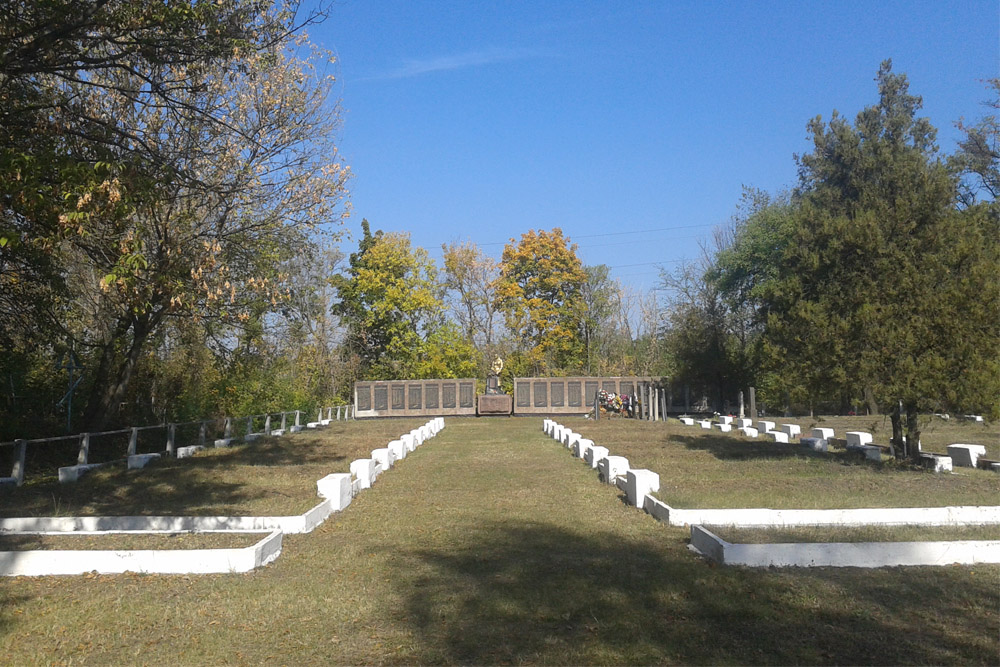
490,356,504,376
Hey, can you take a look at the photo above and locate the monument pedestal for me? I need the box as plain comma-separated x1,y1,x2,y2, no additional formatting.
477,394,512,416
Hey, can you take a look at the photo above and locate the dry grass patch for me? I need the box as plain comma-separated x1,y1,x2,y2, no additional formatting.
0,532,261,551
571,417,1000,509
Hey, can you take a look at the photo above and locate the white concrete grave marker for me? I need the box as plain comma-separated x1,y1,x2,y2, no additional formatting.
846,431,873,448
586,445,609,469
625,469,660,507
316,473,352,511
737,418,753,429
715,423,732,433
598,456,630,484
758,420,775,433
679,417,695,426
698,420,712,429
946,444,987,468
388,440,406,461
766,430,789,443
574,439,593,460
350,458,377,490
401,433,416,452
811,427,835,440
719,416,734,425
371,448,393,471
779,424,801,438
921,453,953,473
741,427,759,438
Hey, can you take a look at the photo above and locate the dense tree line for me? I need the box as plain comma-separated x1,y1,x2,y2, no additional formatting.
2,22,995,446
661,62,999,437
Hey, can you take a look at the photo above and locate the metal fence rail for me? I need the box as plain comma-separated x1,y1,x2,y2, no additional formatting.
0,404,353,487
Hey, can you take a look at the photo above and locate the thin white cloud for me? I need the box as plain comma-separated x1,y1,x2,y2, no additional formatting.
367,47,541,81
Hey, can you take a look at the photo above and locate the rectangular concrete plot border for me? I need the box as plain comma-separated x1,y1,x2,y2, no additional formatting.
643,497,1000,528
354,379,476,418
0,530,283,576
690,525,1000,568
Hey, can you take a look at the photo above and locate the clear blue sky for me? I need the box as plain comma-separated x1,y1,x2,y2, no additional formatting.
306,0,998,292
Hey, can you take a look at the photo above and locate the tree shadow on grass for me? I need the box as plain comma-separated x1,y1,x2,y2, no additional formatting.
400,521,996,664
674,433,867,466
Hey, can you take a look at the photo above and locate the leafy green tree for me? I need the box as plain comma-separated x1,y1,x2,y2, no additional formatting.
492,228,587,374
763,61,999,447
331,220,448,380
950,78,999,209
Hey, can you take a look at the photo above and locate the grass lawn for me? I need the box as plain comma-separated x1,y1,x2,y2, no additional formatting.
571,417,1000,509
0,418,431,518
0,417,997,664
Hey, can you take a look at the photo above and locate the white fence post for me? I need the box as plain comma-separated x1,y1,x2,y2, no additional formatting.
77,433,90,464
295,410,301,427
264,414,271,434
12,439,26,486
198,421,207,447
224,418,232,438
166,423,176,456
127,427,138,456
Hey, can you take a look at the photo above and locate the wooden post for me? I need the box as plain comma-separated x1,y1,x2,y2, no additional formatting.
593,391,600,421
749,387,756,419
12,439,26,486
166,423,176,456
127,427,138,457
77,433,90,464
660,388,667,420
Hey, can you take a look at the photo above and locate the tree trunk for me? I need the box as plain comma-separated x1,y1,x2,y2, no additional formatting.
905,400,922,462
864,386,880,416
82,311,161,431
890,399,904,458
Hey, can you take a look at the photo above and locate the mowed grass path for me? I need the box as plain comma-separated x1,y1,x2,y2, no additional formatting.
1,418,997,664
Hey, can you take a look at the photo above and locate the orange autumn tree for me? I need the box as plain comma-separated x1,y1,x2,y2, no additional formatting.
493,228,587,375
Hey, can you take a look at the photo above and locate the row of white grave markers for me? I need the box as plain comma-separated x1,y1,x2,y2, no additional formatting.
0,418,445,577
347,418,445,496
676,415,997,473
542,419,660,509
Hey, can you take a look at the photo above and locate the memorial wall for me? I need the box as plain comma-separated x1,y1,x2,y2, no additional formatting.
353,380,478,418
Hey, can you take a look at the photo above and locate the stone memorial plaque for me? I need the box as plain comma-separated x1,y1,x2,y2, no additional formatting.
459,382,474,408
551,382,564,407
516,382,530,407
426,384,439,409
391,385,404,410
443,383,456,408
568,381,582,407
533,381,547,407
408,385,422,410
374,385,388,411
357,385,372,412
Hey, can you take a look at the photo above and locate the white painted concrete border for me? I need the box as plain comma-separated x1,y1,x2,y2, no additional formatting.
0,530,282,576
644,496,1000,528
689,525,1000,568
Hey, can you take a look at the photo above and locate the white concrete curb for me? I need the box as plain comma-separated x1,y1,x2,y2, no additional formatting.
690,525,1000,568
0,530,282,576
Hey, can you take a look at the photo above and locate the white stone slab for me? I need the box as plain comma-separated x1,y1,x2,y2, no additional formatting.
388,440,406,461
715,423,732,432
598,456,630,484
758,420,775,433
921,453,953,473
176,445,205,459
697,420,712,429
737,418,753,429
625,469,660,507
719,416,734,425
58,463,106,483
269,429,285,437
846,431,873,448
679,417,695,426
350,458,377,490
811,427,835,440
779,424,801,438
127,453,160,470
563,431,580,448
799,437,828,452
947,444,987,468
741,427,759,438
766,430,789,443
213,438,233,447
316,473,352,511
586,446,609,469
371,448,393,470
859,445,882,461
574,439,593,460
